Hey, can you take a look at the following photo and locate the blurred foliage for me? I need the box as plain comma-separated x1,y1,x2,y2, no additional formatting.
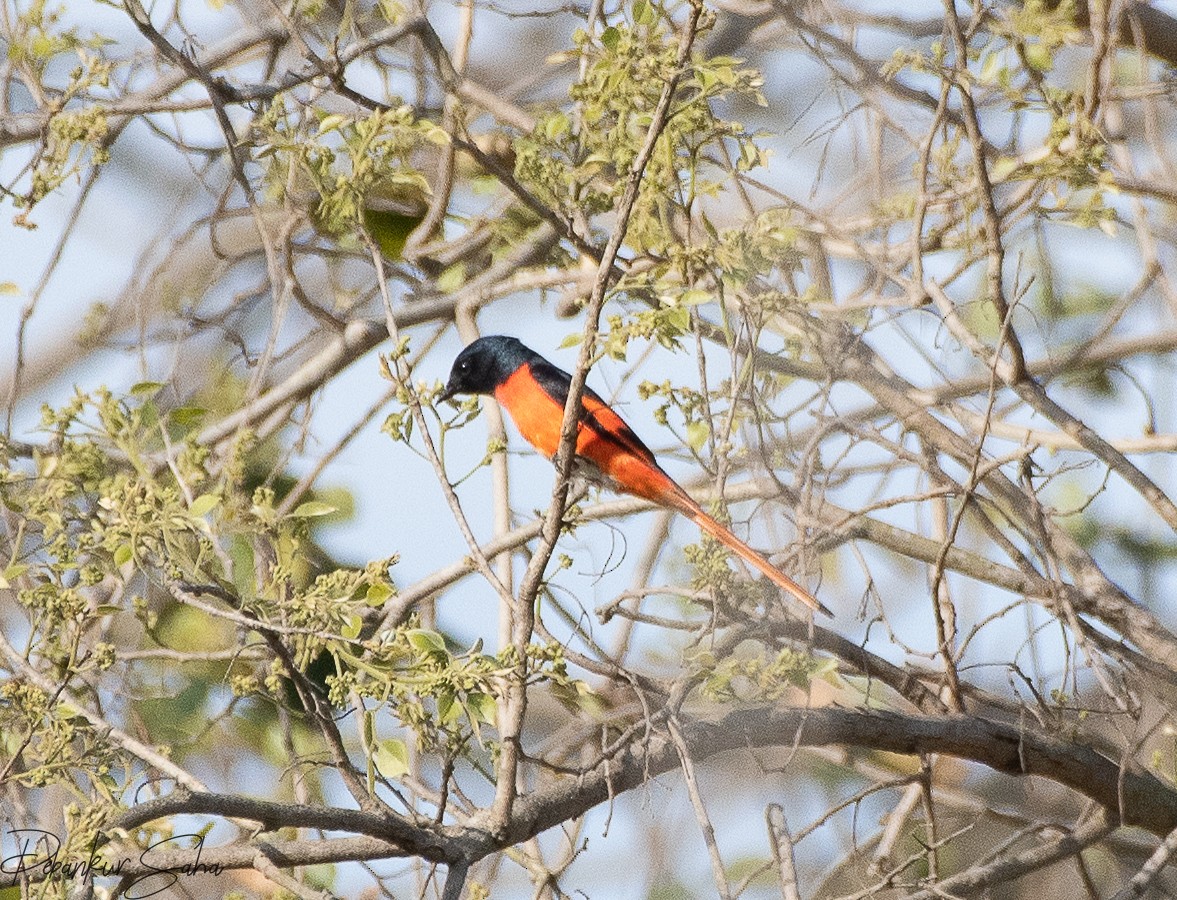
8,0,113,216
256,103,444,246
5,0,1177,895
0,379,593,886
516,4,767,255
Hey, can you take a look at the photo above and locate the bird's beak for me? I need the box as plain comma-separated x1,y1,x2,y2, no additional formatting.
438,383,458,404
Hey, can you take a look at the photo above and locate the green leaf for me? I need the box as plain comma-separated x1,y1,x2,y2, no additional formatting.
113,544,133,567
168,406,207,428
558,332,584,349
189,494,221,517
138,400,159,431
544,112,570,141
407,628,447,656
600,26,620,51
373,738,410,778
229,538,256,603
289,501,338,519
467,691,498,726
129,381,164,397
341,614,362,640
0,563,29,588
318,113,349,134
438,690,460,724
365,582,395,606
363,207,426,261
679,289,711,307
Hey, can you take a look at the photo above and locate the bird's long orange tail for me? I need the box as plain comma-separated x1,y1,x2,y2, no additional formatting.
682,500,832,618
573,422,830,617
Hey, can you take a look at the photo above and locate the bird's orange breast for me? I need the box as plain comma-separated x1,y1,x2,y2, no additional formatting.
493,364,686,508
494,365,568,459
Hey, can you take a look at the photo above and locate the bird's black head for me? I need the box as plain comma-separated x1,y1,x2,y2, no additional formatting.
439,335,540,401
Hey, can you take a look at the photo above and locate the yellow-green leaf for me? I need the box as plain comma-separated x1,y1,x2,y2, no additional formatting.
365,582,395,606
679,289,711,307
1024,42,1053,72
341,614,362,640
407,628,447,656
467,691,498,726
168,406,207,427
318,114,349,134
289,501,337,519
363,207,426,262
189,494,221,517
438,690,460,725
544,112,570,141
990,156,1020,183
0,563,29,589
373,738,410,778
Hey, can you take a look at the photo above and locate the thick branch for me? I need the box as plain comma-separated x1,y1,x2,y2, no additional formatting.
110,792,446,860
89,706,1177,880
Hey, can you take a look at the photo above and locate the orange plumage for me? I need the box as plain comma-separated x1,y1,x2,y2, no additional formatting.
442,336,830,617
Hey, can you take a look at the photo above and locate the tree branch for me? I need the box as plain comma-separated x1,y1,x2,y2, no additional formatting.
86,705,1177,881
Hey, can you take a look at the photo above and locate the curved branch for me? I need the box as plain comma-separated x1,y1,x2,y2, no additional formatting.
110,792,447,860
504,706,1177,844
93,706,1177,880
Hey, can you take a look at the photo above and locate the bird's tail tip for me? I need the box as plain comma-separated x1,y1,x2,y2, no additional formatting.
686,505,833,618
784,582,833,618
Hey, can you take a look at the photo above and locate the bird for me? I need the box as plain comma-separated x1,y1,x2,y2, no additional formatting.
439,335,831,617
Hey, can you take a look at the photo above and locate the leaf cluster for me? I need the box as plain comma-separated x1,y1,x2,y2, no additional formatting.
514,2,768,255
693,641,837,703
255,102,446,241
6,1,114,216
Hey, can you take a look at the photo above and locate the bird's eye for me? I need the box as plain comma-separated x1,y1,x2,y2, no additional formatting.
459,360,470,371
